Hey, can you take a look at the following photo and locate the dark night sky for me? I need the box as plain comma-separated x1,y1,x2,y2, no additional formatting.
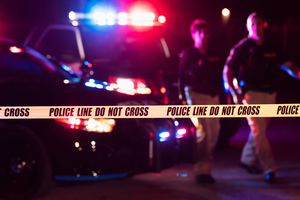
1,0,299,49
1,0,299,23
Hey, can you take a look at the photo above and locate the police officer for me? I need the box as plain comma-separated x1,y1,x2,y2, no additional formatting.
178,19,223,184
223,12,300,183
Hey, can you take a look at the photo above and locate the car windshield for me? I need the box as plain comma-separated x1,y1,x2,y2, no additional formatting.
80,26,170,72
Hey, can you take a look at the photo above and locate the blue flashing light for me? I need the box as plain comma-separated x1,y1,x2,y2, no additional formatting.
85,79,104,89
68,5,164,27
96,84,104,89
92,12,106,25
61,64,72,72
106,12,117,25
85,81,96,87
239,80,245,87
83,60,89,66
158,131,170,142
89,6,117,26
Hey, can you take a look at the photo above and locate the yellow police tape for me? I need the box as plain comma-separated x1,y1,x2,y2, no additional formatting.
0,104,299,119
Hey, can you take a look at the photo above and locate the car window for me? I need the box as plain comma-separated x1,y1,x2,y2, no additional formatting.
37,29,81,64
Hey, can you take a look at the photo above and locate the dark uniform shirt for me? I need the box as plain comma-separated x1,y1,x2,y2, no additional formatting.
179,47,222,97
226,37,282,94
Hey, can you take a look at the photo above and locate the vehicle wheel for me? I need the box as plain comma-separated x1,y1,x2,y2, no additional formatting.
0,125,52,200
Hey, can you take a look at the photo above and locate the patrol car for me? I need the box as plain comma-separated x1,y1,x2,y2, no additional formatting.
24,5,172,104
23,2,196,166
0,37,179,200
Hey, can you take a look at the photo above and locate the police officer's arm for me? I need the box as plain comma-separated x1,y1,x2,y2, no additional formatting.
223,46,244,104
223,65,243,104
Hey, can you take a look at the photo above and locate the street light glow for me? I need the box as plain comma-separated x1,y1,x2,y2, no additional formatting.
222,8,230,17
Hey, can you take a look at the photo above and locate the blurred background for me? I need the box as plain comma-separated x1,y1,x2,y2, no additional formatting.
0,1,300,200
1,0,300,61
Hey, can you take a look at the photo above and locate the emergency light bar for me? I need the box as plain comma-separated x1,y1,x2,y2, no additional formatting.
9,46,24,54
68,10,166,27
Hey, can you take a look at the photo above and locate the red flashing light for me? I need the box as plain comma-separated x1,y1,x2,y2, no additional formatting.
176,128,188,139
69,6,165,27
130,11,155,26
108,76,151,95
